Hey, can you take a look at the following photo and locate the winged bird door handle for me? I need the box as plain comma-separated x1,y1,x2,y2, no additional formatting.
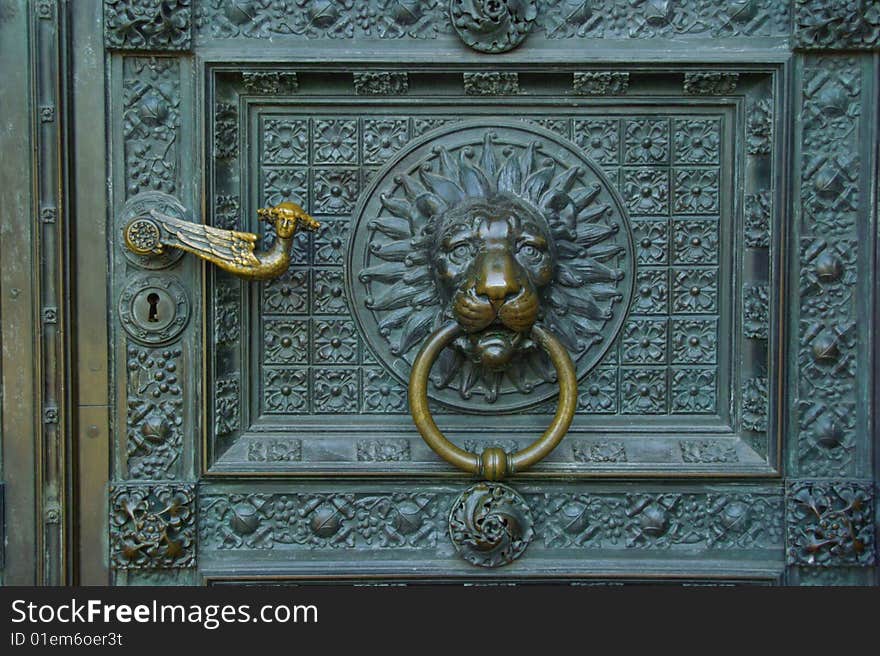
123,200,320,280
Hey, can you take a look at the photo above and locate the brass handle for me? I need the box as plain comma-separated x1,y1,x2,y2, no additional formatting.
408,323,577,480
123,201,319,281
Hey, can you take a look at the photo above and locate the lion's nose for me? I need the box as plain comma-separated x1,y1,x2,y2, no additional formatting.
475,253,521,306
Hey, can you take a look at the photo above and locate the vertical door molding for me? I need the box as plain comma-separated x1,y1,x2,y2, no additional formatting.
0,0,71,584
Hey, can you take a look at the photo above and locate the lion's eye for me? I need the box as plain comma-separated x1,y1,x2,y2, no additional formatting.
448,243,472,263
518,243,543,261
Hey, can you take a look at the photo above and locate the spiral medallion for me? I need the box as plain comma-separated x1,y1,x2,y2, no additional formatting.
448,482,534,567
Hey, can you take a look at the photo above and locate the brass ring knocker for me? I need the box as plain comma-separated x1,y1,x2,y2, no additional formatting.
408,322,578,480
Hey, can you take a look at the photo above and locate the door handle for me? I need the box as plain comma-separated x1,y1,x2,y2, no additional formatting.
408,322,577,480
123,201,319,280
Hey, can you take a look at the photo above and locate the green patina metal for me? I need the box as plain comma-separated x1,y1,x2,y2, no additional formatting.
0,0,877,585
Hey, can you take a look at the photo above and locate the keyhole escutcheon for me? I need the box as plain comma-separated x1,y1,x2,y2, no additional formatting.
146,292,160,322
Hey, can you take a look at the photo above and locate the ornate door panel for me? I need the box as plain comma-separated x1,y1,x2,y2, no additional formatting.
5,1,874,585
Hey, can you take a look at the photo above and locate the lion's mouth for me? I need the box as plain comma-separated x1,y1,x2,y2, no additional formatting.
457,325,525,372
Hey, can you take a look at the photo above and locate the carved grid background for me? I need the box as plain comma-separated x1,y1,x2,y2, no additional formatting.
250,112,723,417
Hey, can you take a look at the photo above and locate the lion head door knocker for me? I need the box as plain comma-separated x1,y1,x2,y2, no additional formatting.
349,120,634,566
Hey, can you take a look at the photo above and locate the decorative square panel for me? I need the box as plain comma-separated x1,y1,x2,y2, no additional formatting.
312,368,359,414
622,319,668,364
577,367,618,414
363,118,409,165
313,119,358,164
624,169,669,216
671,319,718,364
313,319,359,364
263,368,309,414
262,118,308,165
312,268,348,315
623,118,669,164
673,168,720,214
621,368,668,415
313,168,359,214
262,167,309,210
673,118,721,164
362,367,408,413
633,269,669,314
671,368,718,414
312,219,349,265
672,267,719,313
573,119,620,164
262,268,309,315
632,220,669,265
204,65,783,477
672,219,719,264
263,319,308,365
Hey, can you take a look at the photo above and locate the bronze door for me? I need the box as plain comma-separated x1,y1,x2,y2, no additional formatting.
0,1,876,585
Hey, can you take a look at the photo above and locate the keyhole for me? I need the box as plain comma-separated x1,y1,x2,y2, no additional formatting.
146,293,160,322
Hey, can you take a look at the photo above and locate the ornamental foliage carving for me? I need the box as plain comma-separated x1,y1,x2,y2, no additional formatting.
199,487,784,556
680,440,737,463
464,72,520,95
353,72,409,96
747,98,773,155
122,58,180,197
794,0,880,50
242,71,298,94
214,102,238,159
743,284,770,339
683,72,739,95
194,1,789,42
214,378,240,438
110,484,195,569
451,0,537,53
786,482,875,566
744,191,771,249
573,72,629,96
126,345,183,479
357,439,411,462
795,56,863,479
449,483,534,568
200,492,442,550
105,0,192,50
742,377,768,433
539,491,782,550
246,439,302,462
570,440,626,463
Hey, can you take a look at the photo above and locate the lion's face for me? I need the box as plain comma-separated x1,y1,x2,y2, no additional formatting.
432,194,555,371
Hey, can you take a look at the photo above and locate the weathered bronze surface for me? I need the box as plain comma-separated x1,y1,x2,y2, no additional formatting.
350,122,632,411
450,1,537,54
123,198,318,280
448,482,534,568
437,194,555,373
409,322,577,480
5,0,879,587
